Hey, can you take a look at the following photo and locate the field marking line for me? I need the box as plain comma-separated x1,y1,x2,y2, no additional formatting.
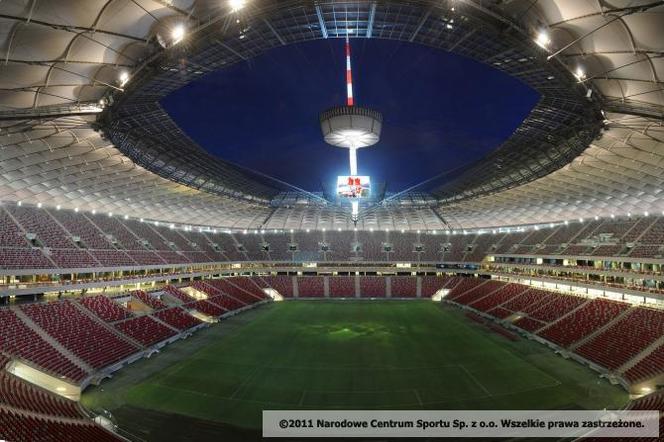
229,363,264,399
298,390,307,406
412,389,423,406
458,364,493,398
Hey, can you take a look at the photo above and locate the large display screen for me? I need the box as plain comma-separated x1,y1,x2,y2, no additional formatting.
337,176,370,198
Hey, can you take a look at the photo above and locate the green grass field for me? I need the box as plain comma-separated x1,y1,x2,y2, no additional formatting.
82,301,628,441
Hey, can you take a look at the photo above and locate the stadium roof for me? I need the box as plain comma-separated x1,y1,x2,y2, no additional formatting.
0,0,662,230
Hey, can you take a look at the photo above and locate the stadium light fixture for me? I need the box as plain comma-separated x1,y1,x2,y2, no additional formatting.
306,229,310,233
37,203,42,208
17,201,22,206
56,205,61,210
229,0,247,12
91,209,96,214
535,30,550,49
140,218,144,222
578,218,583,223
74,207,79,213
119,71,129,87
645,211,649,217
574,67,586,81
171,24,185,44
610,214,615,218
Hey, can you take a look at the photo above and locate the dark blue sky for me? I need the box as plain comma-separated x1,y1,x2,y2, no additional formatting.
162,39,539,192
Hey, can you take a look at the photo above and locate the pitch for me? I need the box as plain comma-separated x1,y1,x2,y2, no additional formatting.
82,301,628,440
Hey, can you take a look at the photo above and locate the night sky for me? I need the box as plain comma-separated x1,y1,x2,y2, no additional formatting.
162,39,539,193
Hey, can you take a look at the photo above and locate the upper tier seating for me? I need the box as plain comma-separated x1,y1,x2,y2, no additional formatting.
576,307,664,370
85,214,145,250
263,276,294,297
21,301,138,369
7,206,74,249
122,219,168,250
263,233,292,261
390,276,417,298
48,209,111,249
115,316,177,346
329,276,356,298
537,298,629,347
324,231,353,262
0,209,29,247
0,248,53,269
88,249,134,267
297,277,325,297
356,231,386,261
79,296,131,323
48,249,98,268
153,308,202,331
389,232,418,262
0,309,87,382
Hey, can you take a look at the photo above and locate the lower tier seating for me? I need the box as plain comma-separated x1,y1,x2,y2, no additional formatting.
576,307,664,370
537,298,629,348
79,295,131,323
0,408,121,442
153,308,202,331
133,290,168,310
21,302,138,369
188,299,226,317
359,276,386,298
297,277,324,297
329,276,356,298
0,309,87,382
0,372,84,419
115,316,177,346
263,276,294,297
390,276,417,298
623,345,664,384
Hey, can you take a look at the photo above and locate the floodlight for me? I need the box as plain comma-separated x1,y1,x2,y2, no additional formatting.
171,24,185,44
229,0,247,12
119,71,129,87
535,30,550,49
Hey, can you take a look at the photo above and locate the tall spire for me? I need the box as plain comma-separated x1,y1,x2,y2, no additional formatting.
345,36,354,106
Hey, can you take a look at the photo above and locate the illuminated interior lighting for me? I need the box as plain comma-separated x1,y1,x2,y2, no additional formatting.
171,24,185,44
37,203,42,208
119,71,129,87
229,0,247,12
535,30,550,49
574,66,586,81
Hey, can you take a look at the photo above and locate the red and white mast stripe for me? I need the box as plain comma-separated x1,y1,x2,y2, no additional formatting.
345,36,354,107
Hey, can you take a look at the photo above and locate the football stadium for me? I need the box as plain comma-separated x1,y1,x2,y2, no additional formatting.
0,0,663,441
